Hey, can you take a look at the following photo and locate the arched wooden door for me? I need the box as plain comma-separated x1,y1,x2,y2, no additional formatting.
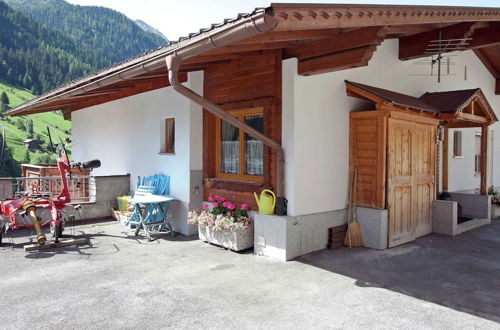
387,118,436,247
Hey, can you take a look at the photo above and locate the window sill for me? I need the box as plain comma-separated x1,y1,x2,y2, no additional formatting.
158,152,175,155
204,177,268,192
453,156,464,159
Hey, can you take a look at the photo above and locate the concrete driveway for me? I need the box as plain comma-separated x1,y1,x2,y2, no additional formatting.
0,219,499,329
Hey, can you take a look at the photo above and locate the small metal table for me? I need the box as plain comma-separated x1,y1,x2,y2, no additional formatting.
128,195,175,240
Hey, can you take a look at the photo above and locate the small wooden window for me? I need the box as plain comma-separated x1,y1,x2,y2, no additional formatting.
453,131,462,157
215,108,264,182
474,133,481,174
162,118,175,154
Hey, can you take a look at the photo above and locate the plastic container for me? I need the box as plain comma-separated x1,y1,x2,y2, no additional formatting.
116,196,130,211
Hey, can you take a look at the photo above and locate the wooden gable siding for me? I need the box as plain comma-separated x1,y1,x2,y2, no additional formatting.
203,50,282,209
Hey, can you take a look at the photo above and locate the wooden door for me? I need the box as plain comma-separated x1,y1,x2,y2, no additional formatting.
387,118,436,247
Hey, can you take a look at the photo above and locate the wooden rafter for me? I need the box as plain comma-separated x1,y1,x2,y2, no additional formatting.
399,22,478,60
17,74,187,117
473,46,500,95
284,26,387,60
298,45,378,76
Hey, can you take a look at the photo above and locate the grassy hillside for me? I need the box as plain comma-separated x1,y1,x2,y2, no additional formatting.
0,80,70,171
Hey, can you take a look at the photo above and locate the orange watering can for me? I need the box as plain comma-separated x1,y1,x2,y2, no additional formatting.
254,189,276,215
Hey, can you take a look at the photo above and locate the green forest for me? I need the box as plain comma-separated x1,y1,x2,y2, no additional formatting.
0,0,168,176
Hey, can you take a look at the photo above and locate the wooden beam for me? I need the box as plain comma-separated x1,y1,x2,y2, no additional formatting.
439,112,489,124
399,22,477,60
201,41,304,56
480,124,489,195
473,48,500,78
496,79,500,95
62,109,72,120
442,126,449,192
235,28,345,44
66,73,187,113
443,121,482,128
284,26,387,60
466,24,500,49
298,45,377,76
457,112,489,124
272,5,500,31
346,82,386,104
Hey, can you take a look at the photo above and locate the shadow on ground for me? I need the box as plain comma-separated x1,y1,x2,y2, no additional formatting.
0,219,198,256
296,219,500,323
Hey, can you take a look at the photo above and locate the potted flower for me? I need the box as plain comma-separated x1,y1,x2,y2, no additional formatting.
488,186,500,218
188,195,253,251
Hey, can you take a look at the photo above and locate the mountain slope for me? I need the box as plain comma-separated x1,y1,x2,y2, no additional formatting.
5,0,168,71
135,20,168,41
0,0,93,94
0,80,70,176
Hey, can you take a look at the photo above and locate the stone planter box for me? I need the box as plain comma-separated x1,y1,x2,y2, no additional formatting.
198,224,254,251
492,204,500,218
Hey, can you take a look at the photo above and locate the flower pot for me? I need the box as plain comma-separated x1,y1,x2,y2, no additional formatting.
492,204,500,219
198,224,254,251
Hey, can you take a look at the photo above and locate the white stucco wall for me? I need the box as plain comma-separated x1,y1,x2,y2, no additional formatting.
71,71,203,234
282,39,500,216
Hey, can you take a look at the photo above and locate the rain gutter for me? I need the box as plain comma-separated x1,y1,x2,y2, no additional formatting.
165,13,285,196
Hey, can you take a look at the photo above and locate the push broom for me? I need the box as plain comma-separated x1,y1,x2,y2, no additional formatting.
345,166,363,247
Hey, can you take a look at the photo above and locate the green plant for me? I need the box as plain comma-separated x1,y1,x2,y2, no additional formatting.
188,195,252,230
487,186,500,206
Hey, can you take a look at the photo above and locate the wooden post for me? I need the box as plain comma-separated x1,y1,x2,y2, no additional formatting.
442,126,449,192
480,124,489,195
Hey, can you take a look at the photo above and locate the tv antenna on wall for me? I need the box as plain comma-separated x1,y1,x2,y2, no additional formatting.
409,30,471,82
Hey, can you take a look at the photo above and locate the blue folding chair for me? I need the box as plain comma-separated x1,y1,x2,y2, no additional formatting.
126,174,175,240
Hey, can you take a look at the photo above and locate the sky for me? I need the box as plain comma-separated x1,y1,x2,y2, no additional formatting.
66,0,500,41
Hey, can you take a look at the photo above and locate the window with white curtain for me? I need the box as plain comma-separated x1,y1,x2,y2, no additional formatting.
216,108,264,182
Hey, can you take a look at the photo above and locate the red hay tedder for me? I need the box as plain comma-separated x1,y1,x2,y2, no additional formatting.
0,126,100,249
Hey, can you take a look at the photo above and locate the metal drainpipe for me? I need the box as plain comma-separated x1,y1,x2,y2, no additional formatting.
165,55,285,197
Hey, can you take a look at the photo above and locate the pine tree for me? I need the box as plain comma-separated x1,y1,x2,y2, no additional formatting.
0,102,7,115
25,119,34,139
22,149,30,164
0,91,8,105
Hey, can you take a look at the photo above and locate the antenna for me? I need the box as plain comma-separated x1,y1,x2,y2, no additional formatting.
409,30,471,82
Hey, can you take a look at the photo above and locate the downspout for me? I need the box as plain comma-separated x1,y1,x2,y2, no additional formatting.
165,56,285,197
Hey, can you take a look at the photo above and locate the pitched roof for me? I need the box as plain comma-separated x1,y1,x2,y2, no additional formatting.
419,89,479,113
6,4,500,117
345,80,497,122
345,81,439,113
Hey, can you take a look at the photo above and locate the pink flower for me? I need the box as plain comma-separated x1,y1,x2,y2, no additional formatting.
208,195,215,202
213,202,219,208
240,203,249,210
227,203,235,210
202,204,209,210
218,196,226,202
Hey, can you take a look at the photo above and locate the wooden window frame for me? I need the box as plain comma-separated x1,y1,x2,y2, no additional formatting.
453,130,462,158
215,107,264,183
162,118,175,154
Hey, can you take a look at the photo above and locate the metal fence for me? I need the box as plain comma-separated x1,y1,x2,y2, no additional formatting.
7,175,95,202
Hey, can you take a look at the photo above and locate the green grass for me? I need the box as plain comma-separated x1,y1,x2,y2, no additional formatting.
1,80,71,168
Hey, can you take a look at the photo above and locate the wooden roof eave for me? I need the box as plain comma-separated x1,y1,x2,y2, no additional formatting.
271,4,500,31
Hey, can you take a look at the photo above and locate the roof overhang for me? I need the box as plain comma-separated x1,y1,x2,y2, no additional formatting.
346,80,498,126
7,4,500,118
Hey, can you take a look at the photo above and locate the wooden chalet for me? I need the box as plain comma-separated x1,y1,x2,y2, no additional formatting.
7,4,500,258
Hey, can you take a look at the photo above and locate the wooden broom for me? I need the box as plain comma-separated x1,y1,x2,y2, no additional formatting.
345,166,364,247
